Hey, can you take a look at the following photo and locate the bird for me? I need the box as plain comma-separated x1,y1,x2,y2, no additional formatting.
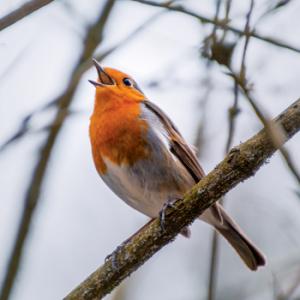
88,59,266,270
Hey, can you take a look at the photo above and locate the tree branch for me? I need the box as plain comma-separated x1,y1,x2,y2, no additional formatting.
0,2,117,300
228,71,300,185
65,98,300,300
131,0,300,54
0,0,54,32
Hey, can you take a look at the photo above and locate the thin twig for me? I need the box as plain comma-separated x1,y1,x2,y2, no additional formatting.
257,0,293,24
223,0,255,152
211,0,221,44
208,3,255,299
193,70,213,159
220,0,232,43
206,3,225,299
225,82,239,153
0,100,57,152
229,70,300,185
240,0,255,84
0,0,54,31
225,0,299,185
64,98,300,300
131,0,300,54
194,0,220,159
0,2,117,300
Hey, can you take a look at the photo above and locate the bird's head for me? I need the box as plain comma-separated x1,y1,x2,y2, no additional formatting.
89,59,145,104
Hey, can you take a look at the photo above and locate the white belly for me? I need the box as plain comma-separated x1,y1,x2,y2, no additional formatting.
101,154,194,218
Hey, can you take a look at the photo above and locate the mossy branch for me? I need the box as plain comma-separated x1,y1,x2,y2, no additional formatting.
65,98,300,300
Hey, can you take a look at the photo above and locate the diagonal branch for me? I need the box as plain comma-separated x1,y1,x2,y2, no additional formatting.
131,0,300,54
0,2,117,300
229,71,300,185
65,98,300,300
0,0,54,32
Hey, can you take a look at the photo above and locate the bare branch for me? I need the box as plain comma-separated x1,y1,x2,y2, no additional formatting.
194,0,220,159
257,0,293,23
278,147,300,184
229,71,300,185
131,0,300,54
240,0,255,83
224,0,255,153
220,0,232,41
193,70,213,159
206,1,228,297
0,2,117,300
207,2,256,298
0,0,54,32
225,82,239,153
0,99,57,152
65,98,300,300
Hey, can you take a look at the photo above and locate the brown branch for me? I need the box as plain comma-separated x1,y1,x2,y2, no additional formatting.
65,98,300,300
194,0,220,159
224,0,253,152
0,0,54,32
220,0,232,43
208,3,255,299
206,1,228,298
131,0,300,54
193,70,213,159
240,0,255,83
0,2,117,300
225,82,239,153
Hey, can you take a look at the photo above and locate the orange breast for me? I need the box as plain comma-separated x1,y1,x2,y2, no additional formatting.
89,101,150,174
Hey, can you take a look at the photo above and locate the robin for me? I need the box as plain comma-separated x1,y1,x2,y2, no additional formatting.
89,59,266,270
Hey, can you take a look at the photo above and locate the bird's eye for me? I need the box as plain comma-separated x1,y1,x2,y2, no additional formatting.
123,78,133,87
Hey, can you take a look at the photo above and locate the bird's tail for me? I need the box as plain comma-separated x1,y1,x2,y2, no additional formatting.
213,206,266,270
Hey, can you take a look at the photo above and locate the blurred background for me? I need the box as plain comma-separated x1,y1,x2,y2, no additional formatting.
0,0,300,299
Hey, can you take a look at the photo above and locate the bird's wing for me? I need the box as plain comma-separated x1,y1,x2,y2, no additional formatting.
143,100,205,182
142,101,266,270
142,100,222,221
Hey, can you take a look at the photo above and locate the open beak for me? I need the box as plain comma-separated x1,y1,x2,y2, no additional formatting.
89,59,115,87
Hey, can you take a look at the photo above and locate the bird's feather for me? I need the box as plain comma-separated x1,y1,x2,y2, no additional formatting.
143,100,222,222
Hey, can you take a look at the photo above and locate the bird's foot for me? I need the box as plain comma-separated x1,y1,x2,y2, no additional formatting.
105,241,128,270
159,197,180,232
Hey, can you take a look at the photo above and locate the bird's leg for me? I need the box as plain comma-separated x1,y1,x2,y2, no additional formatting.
159,197,181,232
105,244,124,270
105,219,154,270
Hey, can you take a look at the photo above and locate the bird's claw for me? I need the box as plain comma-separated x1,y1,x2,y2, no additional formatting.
105,244,125,270
159,197,179,232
